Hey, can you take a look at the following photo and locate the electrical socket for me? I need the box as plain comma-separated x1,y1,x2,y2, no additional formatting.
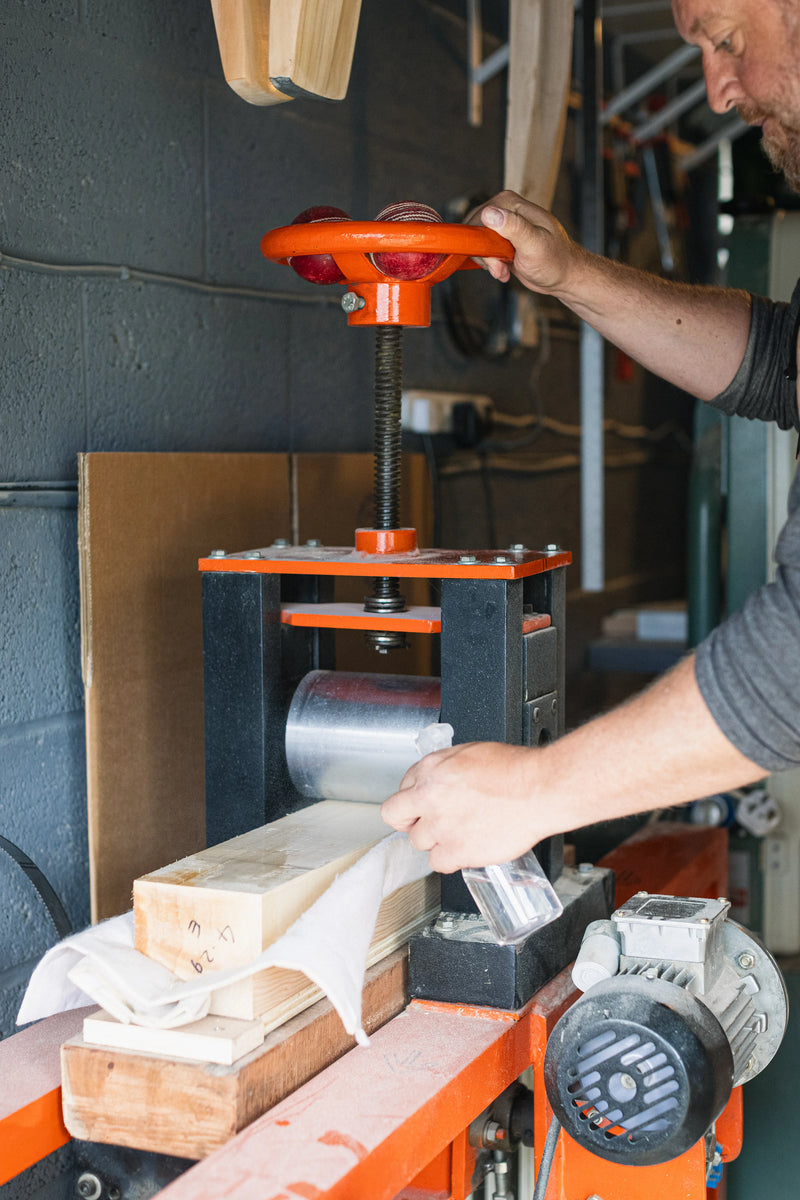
401,390,493,435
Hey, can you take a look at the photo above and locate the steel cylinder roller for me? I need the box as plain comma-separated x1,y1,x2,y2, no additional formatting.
285,670,441,803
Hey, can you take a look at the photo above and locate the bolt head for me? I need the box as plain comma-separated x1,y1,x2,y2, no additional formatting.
271,537,290,548
305,538,322,547
578,862,593,874
544,543,560,552
494,554,510,564
341,292,366,313
209,549,225,558
243,550,261,559
509,542,526,552
736,951,756,970
459,554,478,564
76,1176,101,1200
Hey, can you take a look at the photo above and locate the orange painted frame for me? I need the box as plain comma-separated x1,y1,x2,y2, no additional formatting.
199,547,572,580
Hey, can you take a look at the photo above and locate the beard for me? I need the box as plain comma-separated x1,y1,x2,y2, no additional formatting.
762,124,800,193
739,101,800,194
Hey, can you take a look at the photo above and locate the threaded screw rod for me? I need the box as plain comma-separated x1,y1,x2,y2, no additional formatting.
373,325,403,530
365,326,407,643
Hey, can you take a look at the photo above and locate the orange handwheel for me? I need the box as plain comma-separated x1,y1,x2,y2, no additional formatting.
260,220,514,326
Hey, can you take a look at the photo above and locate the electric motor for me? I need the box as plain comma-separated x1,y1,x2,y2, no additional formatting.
544,893,788,1166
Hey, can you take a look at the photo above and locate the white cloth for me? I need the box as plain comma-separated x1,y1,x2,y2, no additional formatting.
18,832,430,1046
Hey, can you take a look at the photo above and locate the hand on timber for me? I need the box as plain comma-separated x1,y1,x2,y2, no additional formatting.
380,741,544,874
469,189,583,294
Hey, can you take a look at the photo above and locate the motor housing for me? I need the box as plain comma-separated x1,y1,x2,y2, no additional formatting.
544,893,788,1166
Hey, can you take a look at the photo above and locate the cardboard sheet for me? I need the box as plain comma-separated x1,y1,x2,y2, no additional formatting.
79,453,291,920
79,452,433,921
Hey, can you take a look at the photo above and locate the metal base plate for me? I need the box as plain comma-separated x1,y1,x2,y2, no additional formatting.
409,865,615,1010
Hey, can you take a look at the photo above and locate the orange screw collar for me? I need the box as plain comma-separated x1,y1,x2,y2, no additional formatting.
260,221,514,326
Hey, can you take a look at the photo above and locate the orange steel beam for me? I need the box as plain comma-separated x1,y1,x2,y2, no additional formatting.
0,1007,89,1186
198,547,572,580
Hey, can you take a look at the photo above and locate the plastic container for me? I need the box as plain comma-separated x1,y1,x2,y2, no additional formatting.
462,851,563,945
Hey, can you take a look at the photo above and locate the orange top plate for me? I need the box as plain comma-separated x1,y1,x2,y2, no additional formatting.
199,546,571,580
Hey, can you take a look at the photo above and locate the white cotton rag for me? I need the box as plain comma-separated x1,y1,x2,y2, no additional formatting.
17,831,430,1046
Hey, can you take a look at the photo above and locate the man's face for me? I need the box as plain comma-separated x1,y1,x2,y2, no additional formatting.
672,0,800,191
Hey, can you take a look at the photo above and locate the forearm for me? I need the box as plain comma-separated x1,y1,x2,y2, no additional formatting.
382,656,767,873
531,655,767,841
553,251,752,402
477,194,753,402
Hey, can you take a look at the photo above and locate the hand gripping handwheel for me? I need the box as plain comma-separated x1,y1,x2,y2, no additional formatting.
260,219,514,326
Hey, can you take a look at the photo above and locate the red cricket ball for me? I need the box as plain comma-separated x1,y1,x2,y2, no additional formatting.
371,201,445,280
288,205,350,285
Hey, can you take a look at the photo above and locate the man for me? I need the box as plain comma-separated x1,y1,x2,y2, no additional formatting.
381,0,800,874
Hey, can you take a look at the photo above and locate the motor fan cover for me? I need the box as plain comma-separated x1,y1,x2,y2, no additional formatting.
544,975,734,1166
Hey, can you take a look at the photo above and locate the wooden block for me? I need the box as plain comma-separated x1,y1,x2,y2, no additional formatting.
134,800,392,974
82,1011,265,1066
61,949,408,1159
134,800,439,1032
210,873,439,1028
210,0,292,106
268,0,361,101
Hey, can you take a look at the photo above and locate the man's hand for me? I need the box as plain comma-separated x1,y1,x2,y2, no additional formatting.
470,190,583,295
381,741,545,874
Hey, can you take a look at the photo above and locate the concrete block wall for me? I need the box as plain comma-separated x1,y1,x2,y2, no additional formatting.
0,0,537,1037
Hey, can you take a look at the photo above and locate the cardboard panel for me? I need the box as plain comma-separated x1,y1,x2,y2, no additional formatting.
79,451,433,921
79,452,291,920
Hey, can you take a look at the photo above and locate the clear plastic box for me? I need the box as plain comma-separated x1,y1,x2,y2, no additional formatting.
462,851,563,945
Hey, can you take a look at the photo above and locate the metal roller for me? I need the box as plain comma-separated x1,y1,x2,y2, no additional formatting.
285,670,441,804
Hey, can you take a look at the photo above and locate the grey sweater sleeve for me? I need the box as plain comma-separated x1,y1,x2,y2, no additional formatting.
695,280,800,773
709,280,800,431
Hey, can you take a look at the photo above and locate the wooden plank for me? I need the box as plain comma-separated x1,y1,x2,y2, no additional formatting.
82,1010,265,1066
210,0,292,106
79,452,291,921
61,949,408,1159
268,0,361,101
504,0,574,209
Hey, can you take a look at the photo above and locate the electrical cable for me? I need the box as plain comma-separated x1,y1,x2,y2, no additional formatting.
491,409,686,444
0,834,73,940
531,1115,561,1200
440,448,654,478
0,247,340,307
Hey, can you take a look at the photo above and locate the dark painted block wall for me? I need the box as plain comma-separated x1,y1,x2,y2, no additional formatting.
0,0,529,1037
0,1,691,1038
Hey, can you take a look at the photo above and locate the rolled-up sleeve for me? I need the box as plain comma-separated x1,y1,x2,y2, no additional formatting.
710,285,800,431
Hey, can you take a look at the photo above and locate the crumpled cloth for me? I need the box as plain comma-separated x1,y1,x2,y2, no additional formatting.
17,831,430,1046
